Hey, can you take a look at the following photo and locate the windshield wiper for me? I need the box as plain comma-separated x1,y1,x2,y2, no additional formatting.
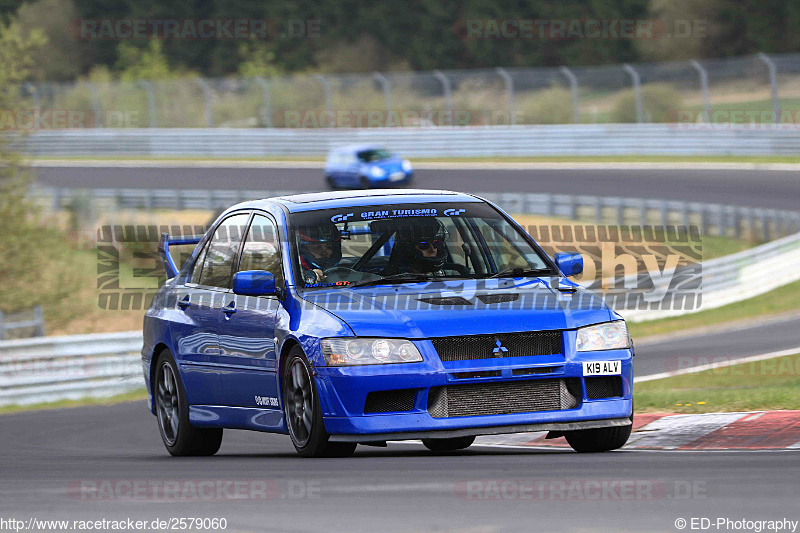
484,267,553,279
350,272,433,288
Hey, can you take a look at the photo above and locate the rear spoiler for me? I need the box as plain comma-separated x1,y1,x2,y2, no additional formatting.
159,232,202,279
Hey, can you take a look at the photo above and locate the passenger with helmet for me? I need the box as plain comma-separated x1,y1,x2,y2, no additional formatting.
387,218,466,276
297,222,342,284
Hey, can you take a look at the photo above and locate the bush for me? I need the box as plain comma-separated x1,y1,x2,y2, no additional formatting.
517,87,574,124
611,83,683,123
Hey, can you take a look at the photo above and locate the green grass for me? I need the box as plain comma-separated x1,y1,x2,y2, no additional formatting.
629,279,800,339
0,389,148,415
697,235,753,260
635,353,800,413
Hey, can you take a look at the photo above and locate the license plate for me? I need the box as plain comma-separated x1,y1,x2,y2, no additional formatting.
390,171,405,181
582,360,621,376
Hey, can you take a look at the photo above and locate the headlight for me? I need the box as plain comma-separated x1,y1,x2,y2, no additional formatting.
401,159,412,172
576,321,630,351
369,166,386,178
321,338,423,365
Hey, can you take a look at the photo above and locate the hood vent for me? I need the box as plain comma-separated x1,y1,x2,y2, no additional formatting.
477,293,520,304
417,296,473,306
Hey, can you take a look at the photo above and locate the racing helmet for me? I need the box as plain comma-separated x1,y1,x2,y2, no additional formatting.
297,222,342,270
396,218,449,272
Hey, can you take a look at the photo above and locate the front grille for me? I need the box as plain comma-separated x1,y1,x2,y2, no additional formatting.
512,366,559,376
431,330,562,361
364,389,416,413
427,378,580,418
585,376,623,399
451,370,501,379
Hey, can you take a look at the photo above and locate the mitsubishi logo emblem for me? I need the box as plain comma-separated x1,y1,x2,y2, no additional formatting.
493,339,509,355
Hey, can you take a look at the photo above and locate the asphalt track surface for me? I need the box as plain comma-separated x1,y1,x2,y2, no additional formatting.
33,165,800,210
7,165,798,531
1,401,798,533
633,313,800,377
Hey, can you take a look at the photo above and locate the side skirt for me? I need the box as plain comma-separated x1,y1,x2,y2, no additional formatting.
188,405,288,434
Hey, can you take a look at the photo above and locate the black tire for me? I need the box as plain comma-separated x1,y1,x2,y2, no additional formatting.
422,435,475,452
564,424,632,453
283,346,356,458
360,176,371,189
325,175,337,189
154,350,223,457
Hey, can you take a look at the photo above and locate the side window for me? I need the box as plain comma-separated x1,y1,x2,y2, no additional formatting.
189,240,209,284
238,214,285,288
199,213,250,289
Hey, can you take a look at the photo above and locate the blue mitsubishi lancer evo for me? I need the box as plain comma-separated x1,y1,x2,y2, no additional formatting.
143,189,633,458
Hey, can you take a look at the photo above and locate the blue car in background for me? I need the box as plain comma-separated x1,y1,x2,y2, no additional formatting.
325,145,413,189
144,189,633,458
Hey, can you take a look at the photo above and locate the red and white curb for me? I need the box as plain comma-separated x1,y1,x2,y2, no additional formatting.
475,411,800,451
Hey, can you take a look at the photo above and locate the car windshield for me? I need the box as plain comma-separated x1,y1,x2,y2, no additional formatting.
356,148,393,162
290,201,555,289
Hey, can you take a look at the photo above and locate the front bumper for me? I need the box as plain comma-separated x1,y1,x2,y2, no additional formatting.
315,340,633,439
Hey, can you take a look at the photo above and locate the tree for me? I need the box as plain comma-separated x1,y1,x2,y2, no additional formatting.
0,18,78,316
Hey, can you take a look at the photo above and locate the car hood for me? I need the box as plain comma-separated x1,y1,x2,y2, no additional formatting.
300,278,614,338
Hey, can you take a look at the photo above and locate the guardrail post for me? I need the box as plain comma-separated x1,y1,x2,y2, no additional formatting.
373,72,392,115
82,82,103,127
33,306,45,337
701,207,710,236
757,53,780,124
639,203,647,228
690,60,711,123
760,211,770,242
433,70,454,125
659,201,669,228
559,66,581,124
733,208,742,239
594,198,602,223
195,78,214,127
315,74,333,116
254,77,273,128
496,67,515,125
622,64,643,123
568,196,577,220
0,310,5,341
138,80,157,127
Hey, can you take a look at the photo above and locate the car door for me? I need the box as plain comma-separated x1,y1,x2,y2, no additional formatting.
343,152,362,186
173,211,251,406
216,213,284,409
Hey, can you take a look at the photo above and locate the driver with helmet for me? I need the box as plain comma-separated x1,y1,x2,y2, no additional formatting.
297,222,342,284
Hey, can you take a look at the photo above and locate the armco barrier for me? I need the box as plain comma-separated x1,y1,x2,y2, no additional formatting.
0,331,143,407
17,125,800,157
33,187,800,241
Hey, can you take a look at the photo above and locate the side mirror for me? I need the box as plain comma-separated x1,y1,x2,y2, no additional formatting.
232,270,276,296
554,252,583,277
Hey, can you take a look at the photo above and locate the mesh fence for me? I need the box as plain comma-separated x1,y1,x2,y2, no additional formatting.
10,52,800,129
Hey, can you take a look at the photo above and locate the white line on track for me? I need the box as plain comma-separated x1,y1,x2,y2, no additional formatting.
634,345,800,383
